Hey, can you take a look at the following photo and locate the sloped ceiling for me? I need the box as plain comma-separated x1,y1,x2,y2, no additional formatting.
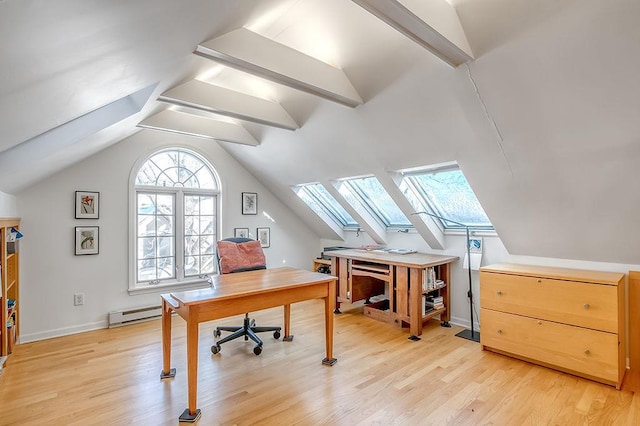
1,0,639,264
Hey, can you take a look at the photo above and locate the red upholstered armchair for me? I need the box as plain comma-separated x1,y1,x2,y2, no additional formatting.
211,238,281,356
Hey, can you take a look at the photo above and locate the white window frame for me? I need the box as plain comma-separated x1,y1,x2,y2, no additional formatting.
400,164,494,232
293,183,359,229
128,147,221,295
339,175,412,229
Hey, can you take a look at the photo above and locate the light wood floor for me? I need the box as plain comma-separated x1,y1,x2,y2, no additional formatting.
2,300,640,425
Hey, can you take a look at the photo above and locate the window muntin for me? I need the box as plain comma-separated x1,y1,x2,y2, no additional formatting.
295,183,358,228
136,192,175,282
133,148,218,290
136,150,217,189
341,176,411,227
184,195,216,277
403,167,492,229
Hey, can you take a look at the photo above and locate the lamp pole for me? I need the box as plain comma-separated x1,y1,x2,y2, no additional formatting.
412,212,480,342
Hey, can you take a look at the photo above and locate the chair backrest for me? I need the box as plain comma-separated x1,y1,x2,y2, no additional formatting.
216,237,266,275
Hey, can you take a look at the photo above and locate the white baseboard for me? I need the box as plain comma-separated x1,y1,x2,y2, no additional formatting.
19,320,108,344
449,315,480,332
18,316,479,344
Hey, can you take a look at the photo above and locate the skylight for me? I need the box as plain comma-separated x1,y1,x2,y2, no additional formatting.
340,176,411,227
401,166,492,229
294,183,358,228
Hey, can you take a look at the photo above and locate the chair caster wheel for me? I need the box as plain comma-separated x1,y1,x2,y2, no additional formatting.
273,330,281,339
253,345,262,356
211,344,221,354
214,329,221,338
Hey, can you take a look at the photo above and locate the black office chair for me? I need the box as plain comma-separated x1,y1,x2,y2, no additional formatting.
211,237,281,356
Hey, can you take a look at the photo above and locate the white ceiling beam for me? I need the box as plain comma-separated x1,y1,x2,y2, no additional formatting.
159,80,299,131
194,28,363,108
0,84,156,179
138,110,258,146
351,0,474,67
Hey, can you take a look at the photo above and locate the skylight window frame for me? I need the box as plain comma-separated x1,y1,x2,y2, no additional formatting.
295,183,359,229
401,165,494,231
340,176,412,229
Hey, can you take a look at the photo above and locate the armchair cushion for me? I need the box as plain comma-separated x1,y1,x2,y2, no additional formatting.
217,240,266,274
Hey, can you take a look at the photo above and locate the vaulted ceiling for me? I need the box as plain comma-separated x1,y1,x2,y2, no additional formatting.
1,0,639,264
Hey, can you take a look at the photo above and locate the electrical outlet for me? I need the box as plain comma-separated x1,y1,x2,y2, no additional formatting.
74,293,84,306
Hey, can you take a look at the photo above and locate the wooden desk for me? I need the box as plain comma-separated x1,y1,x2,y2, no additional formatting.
160,267,338,422
327,249,458,341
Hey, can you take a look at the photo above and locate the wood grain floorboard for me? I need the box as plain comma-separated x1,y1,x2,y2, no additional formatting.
1,299,639,425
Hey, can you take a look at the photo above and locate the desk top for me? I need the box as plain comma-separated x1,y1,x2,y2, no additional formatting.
163,267,336,306
326,249,459,268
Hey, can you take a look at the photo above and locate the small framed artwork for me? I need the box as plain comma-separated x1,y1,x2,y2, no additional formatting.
234,228,249,238
75,226,99,255
257,227,270,248
242,192,257,215
75,191,99,219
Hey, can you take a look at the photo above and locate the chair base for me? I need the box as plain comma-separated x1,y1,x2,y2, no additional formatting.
213,313,281,355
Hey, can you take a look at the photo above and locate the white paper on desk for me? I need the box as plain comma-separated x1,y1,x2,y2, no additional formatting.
463,252,482,270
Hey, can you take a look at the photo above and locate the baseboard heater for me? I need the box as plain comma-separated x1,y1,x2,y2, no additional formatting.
108,305,163,328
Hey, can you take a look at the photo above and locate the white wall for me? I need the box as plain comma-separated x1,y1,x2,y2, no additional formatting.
0,191,17,217
16,130,319,342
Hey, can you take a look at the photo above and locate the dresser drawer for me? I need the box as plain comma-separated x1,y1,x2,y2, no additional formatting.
480,271,618,333
481,309,619,385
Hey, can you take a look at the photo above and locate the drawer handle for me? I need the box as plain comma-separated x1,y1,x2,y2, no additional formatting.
537,321,542,325
583,303,590,309
584,349,590,355
537,279,541,283
497,329,503,334
496,291,502,296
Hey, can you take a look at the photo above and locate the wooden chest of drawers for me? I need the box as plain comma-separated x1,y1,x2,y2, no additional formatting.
480,263,625,388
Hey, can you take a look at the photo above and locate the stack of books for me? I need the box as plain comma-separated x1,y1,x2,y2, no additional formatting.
425,295,444,311
422,267,437,291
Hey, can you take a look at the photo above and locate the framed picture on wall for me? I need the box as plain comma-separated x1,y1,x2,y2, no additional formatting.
75,226,99,255
257,227,270,248
234,228,249,238
75,191,99,219
242,192,257,215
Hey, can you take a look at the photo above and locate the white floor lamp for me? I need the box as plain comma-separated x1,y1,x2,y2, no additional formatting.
412,211,480,343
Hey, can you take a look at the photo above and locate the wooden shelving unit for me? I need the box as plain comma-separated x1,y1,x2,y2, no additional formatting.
327,249,458,340
312,258,331,273
0,218,21,366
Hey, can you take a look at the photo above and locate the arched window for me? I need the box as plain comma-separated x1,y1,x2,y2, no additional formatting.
130,148,219,292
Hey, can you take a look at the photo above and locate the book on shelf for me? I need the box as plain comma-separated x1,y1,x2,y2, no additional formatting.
424,294,445,311
422,267,446,291
425,294,444,310
422,295,437,315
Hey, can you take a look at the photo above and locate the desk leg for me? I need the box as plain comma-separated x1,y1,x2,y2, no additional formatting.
179,317,201,423
322,280,337,366
408,268,422,341
160,300,176,379
283,304,294,341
